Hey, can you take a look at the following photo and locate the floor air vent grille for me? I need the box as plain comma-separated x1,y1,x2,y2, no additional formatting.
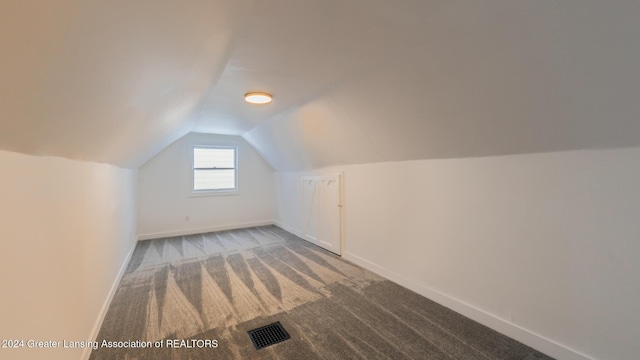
248,321,291,350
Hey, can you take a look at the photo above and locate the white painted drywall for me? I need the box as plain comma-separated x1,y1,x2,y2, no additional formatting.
275,147,640,360
0,0,240,168
137,132,275,239
0,149,137,360
5,1,640,169
243,0,640,172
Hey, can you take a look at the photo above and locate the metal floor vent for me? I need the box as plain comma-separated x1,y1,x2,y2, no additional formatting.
248,321,291,350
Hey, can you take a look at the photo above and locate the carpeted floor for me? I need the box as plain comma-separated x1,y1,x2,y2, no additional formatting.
90,225,554,359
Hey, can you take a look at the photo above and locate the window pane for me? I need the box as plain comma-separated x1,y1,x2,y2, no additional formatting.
194,148,235,169
194,169,236,190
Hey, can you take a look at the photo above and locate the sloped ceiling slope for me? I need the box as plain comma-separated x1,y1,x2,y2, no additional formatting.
2,1,640,170
0,0,241,168
241,0,640,171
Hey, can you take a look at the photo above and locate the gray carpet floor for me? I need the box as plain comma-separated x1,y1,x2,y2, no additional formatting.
90,225,554,360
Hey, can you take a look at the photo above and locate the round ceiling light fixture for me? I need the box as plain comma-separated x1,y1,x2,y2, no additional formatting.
244,92,272,104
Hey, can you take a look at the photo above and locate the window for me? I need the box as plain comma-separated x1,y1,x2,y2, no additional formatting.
192,146,237,192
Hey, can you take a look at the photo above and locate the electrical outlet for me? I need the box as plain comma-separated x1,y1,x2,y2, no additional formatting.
185,216,190,222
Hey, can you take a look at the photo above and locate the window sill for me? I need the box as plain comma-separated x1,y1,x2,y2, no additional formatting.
189,190,240,198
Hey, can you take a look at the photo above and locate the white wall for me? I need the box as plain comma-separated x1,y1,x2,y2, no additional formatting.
137,132,275,239
275,146,640,360
0,150,137,360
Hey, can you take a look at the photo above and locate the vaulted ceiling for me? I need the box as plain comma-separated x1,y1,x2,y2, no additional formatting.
2,0,639,170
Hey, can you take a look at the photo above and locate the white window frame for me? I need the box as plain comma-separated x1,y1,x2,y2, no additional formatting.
190,145,239,196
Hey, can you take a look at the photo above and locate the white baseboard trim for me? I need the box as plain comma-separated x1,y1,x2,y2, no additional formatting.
342,251,594,360
82,239,137,360
137,220,275,241
274,221,334,253
273,221,304,238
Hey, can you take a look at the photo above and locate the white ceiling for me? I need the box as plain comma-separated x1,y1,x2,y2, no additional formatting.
2,0,640,170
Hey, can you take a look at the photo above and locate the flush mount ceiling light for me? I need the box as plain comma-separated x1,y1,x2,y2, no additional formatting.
244,92,272,104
